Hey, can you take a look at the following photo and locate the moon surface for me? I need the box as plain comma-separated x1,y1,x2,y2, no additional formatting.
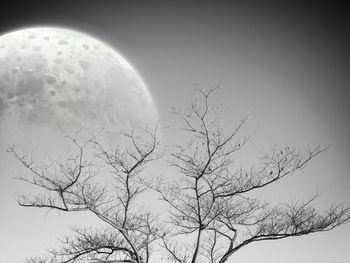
0,27,158,140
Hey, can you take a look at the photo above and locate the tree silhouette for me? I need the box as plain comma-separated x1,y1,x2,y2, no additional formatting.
154,88,350,263
11,126,162,263
11,88,350,263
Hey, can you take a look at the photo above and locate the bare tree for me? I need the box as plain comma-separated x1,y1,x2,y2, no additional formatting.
11,126,161,263
11,88,350,263
155,87,350,263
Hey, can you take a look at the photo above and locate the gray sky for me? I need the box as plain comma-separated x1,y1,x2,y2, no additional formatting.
0,1,349,262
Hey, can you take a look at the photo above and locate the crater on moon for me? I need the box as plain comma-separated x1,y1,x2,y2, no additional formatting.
0,27,158,136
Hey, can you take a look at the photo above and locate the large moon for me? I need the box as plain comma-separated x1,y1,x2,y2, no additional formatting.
0,27,158,144
0,27,158,259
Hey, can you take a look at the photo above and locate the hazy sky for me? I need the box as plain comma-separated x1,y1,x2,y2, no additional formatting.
0,1,349,262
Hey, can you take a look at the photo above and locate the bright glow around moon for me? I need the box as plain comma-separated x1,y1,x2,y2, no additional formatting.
0,27,158,140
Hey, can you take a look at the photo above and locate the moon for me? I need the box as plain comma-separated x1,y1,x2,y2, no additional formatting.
0,27,159,259
0,27,158,144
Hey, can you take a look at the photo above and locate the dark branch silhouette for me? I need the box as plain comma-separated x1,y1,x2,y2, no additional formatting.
12,88,350,263
154,87,350,263
12,126,161,263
